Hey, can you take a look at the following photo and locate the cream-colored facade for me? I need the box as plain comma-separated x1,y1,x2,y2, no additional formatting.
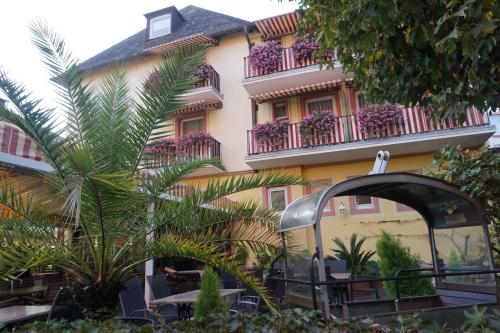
82,7,495,263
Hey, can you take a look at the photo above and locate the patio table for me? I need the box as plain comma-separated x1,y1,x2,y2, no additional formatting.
150,288,245,320
0,305,51,326
331,273,351,280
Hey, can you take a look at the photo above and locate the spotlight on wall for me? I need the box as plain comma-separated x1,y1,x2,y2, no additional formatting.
338,202,348,216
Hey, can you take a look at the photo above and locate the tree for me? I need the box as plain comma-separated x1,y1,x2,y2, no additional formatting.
194,267,227,318
296,0,499,119
376,231,435,298
429,145,500,255
0,21,299,317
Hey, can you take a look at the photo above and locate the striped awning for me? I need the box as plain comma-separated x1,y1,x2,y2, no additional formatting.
173,100,223,115
146,34,217,54
0,122,42,161
251,80,345,103
254,12,299,38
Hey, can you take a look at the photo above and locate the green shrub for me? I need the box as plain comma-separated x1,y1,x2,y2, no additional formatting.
8,307,500,333
376,231,435,298
193,266,227,318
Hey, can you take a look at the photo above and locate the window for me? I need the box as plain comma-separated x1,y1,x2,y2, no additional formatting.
308,179,334,217
306,96,335,114
273,101,288,120
267,187,289,212
355,195,373,208
181,117,203,136
149,13,171,39
347,175,380,214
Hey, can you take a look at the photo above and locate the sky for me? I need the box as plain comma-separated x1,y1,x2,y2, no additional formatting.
0,0,298,106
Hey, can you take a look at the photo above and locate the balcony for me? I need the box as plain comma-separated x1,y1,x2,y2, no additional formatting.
242,48,349,99
179,65,222,107
143,136,223,177
245,108,495,169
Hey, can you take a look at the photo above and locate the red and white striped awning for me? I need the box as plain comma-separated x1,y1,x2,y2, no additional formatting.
254,12,299,39
173,100,223,115
0,122,42,161
146,34,217,54
251,80,345,103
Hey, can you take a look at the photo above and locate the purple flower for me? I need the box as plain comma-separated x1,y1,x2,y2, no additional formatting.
249,41,283,73
357,102,404,135
292,38,320,61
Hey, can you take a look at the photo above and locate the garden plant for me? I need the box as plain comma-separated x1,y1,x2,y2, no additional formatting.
376,231,435,298
0,21,300,317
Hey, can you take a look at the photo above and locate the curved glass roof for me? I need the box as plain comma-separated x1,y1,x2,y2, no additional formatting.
280,173,487,232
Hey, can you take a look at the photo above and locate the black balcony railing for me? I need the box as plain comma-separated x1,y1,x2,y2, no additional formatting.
193,65,220,93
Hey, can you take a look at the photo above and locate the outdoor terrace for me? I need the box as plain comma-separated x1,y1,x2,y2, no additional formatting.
245,108,495,169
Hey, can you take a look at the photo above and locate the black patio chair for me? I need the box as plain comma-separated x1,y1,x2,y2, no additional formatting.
326,259,347,273
231,272,287,314
220,270,240,289
145,275,178,323
46,287,83,322
119,276,156,323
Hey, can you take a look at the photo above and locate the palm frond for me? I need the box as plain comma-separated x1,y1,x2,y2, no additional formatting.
143,158,225,199
128,46,206,172
93,68,132,170
29,20,97,146
146,235,279,315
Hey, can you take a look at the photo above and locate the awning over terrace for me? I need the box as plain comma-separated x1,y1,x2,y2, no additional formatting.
0,122,54,173
254,12,299,39
280,173,488,233
251,80,347,103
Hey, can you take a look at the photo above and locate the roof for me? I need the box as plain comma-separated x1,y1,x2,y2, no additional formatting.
280,173,488,232
79,5,251,72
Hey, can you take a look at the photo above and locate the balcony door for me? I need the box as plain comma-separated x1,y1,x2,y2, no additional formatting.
181,117,204,136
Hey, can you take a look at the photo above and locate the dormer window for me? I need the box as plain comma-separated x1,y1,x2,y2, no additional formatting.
149,13,171,39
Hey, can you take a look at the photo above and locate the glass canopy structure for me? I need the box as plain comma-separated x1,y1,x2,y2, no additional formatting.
279,173,498,318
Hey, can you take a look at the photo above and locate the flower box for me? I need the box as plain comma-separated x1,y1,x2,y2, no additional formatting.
253,120,289,150
357,102,404,137
299,110,337,146
248,40,283,74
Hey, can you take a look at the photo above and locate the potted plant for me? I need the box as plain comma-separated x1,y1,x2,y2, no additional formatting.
299,110,337,146
195,63,214,87
253,120,289,151
248,40,283,73
292,38,320,63
175,132,214,158
357,102,404,137
332,233,381,298
144,137,177,167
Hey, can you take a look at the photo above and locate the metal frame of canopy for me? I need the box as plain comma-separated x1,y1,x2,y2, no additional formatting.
279,172,498,318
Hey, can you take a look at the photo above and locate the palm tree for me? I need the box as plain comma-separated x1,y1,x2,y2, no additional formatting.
332,233,375,277
0,21,299,317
